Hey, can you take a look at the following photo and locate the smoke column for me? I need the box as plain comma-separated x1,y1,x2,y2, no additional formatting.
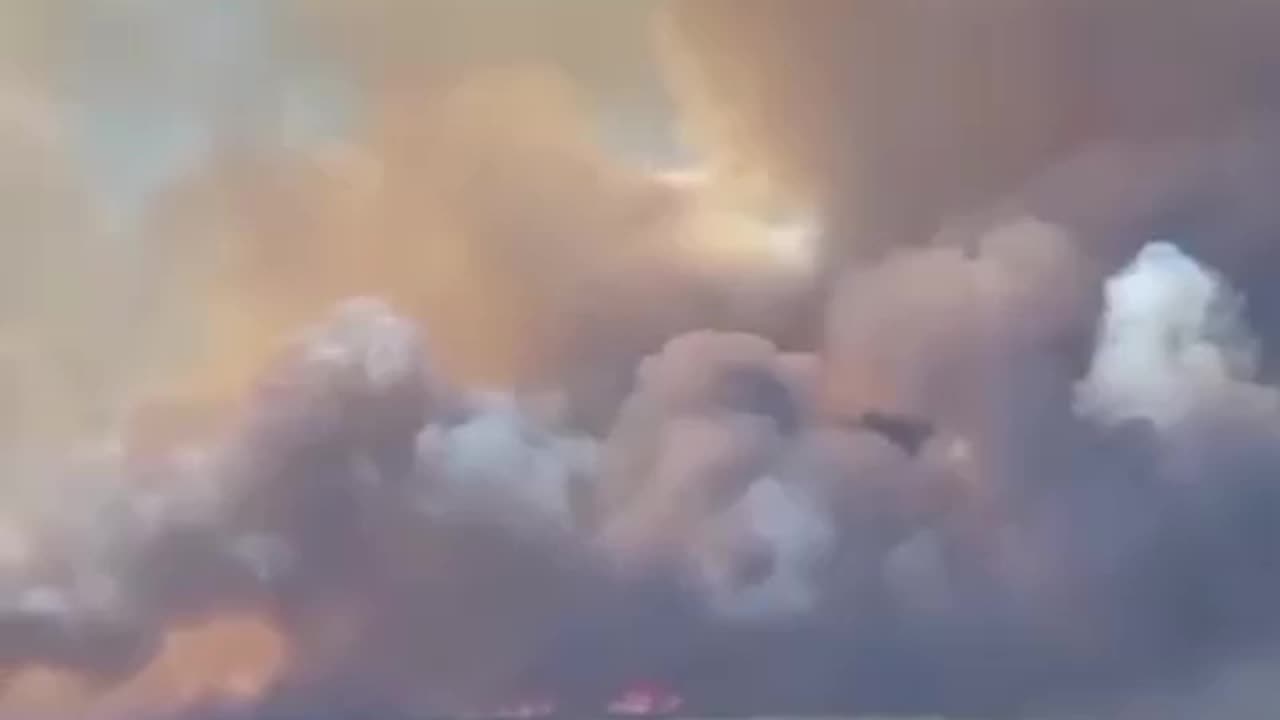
7,2,1280,719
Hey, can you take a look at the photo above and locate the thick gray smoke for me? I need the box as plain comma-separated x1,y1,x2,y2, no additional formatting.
9,233,1280,719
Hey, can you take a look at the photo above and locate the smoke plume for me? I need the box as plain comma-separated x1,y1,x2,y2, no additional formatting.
8,2,1280,719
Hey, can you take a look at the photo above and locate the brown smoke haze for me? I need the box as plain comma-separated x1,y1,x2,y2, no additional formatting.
6,2,1280,719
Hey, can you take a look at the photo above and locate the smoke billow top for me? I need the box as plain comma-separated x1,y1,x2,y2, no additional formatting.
7,2,1280,719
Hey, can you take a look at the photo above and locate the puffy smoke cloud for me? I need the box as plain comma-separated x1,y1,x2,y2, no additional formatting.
9,238,1280,718
1077,241,1274,428
0,304,833,715
822,218,1101,426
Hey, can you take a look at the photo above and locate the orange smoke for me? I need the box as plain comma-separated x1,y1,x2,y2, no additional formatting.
1,612,287,719
153,61,813,427
154,67,620,400
0,6,825,715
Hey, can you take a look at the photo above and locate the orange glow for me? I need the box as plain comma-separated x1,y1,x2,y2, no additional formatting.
150,62,815,426
1,613,288,719
157,67,632,407
814,354,903,424
608,681,684,717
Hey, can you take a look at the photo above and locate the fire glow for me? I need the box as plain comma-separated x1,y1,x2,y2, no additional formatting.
1,613,285,718
469,682,683,719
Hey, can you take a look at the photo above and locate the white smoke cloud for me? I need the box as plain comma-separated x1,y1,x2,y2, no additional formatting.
1077,241,1279,428
417,392,596,533
692,475,835,621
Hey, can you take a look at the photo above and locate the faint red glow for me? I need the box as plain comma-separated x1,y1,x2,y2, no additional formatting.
607,681,684,717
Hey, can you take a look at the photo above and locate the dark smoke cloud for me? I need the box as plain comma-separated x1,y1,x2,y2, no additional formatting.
0,302,837,715
10,232,1280,719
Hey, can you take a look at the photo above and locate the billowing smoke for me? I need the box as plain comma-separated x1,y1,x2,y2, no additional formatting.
8,2,1280,719
1077,242,1270,428
9,240,1280,718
